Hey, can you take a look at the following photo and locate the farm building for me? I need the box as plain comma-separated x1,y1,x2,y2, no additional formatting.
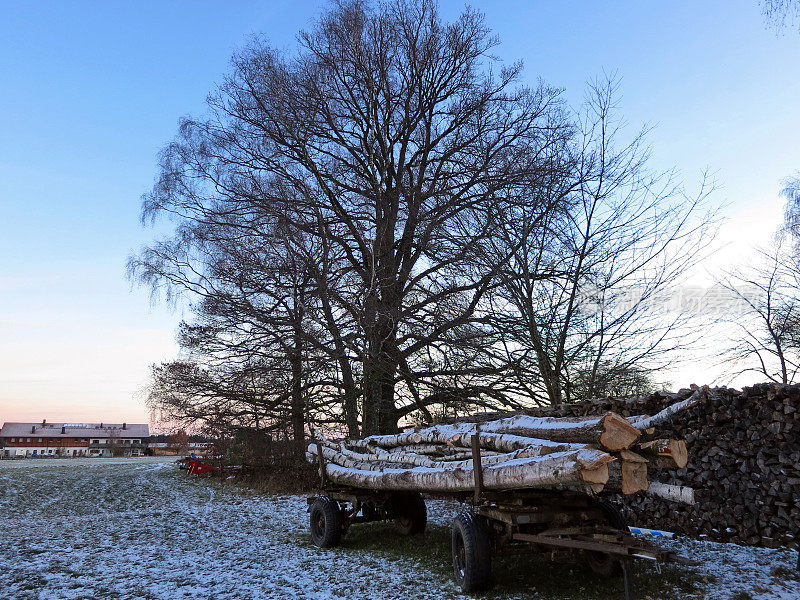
148,442,213,456
0,421,149,458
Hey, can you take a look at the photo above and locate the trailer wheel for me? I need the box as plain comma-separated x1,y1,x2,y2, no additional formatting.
451,511,491,591
390,492,427,535
309,496,342,548
586,501,627,576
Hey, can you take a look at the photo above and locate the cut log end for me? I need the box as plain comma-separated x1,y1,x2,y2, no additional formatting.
639,439,689,469
580,462,610,486
599,412,642,451
619,449,648,463
665,439,688,469
587,482,606,494
621,460,649,495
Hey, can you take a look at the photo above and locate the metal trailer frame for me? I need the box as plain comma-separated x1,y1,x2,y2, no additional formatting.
306,439,697,600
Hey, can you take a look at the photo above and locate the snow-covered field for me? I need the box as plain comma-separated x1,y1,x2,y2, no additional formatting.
0,458,797,600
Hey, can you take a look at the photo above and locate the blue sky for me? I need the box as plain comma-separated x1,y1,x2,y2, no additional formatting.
1,1,798,423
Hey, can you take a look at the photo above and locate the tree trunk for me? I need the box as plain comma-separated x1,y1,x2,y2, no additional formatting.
362,284,400,435
290,301,305,456
362,347,398,435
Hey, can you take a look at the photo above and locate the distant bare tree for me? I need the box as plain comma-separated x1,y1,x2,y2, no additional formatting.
168,429,190,455
781,172,800,240
134,205,335,453
720,239,800,384
106,428,123,457
484,78,716,405
761,0,800,32
569,363,667,399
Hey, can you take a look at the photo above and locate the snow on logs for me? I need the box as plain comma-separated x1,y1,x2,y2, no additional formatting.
308,447,614,493
307,389,709,501
350,411,641,453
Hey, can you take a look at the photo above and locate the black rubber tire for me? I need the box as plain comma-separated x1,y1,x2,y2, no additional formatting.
390,492,427,535
586,501,627,576
309,496,342,548
451,511,492,592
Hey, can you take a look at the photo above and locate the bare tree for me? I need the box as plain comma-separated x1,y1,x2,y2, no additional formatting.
133,0,717,438
761,0,800,32
133,0,572,434
781,172,800,241
720,238,800,383
168,429,190,455
484,78,716,405
132,186,346,452
106,428,123,457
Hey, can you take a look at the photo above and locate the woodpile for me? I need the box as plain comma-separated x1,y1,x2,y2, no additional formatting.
521,383,800,549
306,389,709,502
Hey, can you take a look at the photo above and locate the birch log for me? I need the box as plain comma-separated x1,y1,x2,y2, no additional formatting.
354,412,640,452
620,451,650,495
371,444,476,457
351,426,588,454
477,412,641,451
305,446,410,471
628,388,707,430
307,448,614,493
355,445,544,469
607,453,650,496
647,481,695,505
312,440,482,469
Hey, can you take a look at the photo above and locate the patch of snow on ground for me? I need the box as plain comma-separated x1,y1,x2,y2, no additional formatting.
0,458,797,599
660,536,798,600
0,458,454,600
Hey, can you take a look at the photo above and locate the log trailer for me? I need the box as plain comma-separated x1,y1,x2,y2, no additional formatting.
307,439,697,600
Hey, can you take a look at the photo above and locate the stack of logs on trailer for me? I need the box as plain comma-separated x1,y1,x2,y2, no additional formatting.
308,390,707,503
520,383,799,549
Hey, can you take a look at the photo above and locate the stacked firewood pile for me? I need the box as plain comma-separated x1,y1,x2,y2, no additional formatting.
521,384,800,548
306,389,709,502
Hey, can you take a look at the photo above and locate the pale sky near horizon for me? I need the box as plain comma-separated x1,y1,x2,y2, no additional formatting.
1,1,799,426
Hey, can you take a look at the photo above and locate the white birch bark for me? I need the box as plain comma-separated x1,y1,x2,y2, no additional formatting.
306,447,614,492
628,388,707,430
351,419,620,452
324,443,559,469
647,481,695,505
